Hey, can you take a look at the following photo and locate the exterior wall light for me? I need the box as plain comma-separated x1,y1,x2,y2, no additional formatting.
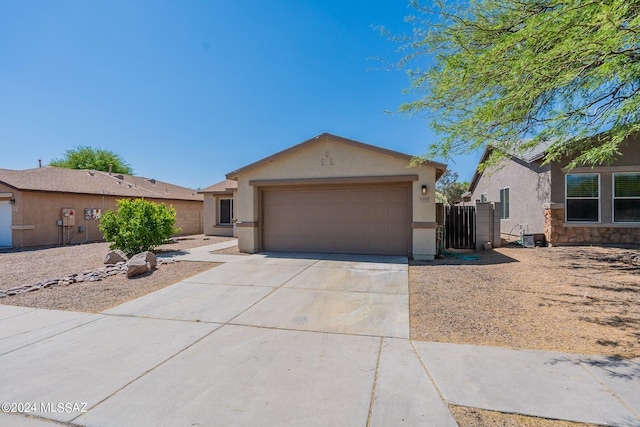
421,185,427,195
9,198,15,204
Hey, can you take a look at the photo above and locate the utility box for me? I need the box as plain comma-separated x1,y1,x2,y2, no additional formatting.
62,208,76,226
523,233,545,248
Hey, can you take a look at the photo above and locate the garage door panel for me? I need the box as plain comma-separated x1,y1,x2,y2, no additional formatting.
314,191,333,204
369,189,390,202
348,206,368,219
314,221,334,235
262,186,409,256
370,206,390,220
388,189,406,202
331,190,350,203
348,223,369,239
332,223,349,235
348,239,369,252
388,205,405,218
388,222,406,236
351,190,370,202
388,240,406,252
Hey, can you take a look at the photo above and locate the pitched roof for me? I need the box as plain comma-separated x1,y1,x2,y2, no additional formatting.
198,179,237,194
0,167,203,201
467,140,556,193
226,133,447,180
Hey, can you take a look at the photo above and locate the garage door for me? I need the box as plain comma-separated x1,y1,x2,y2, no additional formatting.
262,185,409,255
0,200,11,247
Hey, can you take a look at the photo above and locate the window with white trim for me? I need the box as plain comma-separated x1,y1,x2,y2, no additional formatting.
219,199,233,225
613,173,640,222
499,188,509,219
566,174,599,222
480,193,487,203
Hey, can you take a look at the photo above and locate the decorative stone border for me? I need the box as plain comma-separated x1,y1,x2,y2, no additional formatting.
0,257,176,298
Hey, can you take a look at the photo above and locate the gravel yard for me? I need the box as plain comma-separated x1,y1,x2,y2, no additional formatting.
0,235,233,312
410,245,640,358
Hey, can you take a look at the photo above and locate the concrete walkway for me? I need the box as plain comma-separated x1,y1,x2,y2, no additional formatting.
0,243,639,426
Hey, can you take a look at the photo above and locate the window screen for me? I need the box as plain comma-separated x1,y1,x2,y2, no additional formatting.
566,174,599,222
614,173,640,222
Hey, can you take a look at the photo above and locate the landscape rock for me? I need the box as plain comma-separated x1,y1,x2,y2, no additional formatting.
104,249,128,265
129,251,157,269
126,257,151,278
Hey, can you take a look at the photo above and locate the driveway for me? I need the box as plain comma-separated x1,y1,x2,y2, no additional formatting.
1,249,639,426
0,252,456,426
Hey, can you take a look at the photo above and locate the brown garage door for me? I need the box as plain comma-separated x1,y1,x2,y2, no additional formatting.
262,185,410,255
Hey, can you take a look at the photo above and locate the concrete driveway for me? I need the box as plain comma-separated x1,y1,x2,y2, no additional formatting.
1,248,639,426
0,252,456,426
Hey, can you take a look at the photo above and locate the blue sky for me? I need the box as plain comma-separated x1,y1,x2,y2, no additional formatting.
0,0,481,189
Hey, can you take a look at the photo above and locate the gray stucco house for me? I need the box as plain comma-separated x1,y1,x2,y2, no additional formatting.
467,134,640,246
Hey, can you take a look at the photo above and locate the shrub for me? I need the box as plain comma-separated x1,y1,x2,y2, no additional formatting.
99,198,181,256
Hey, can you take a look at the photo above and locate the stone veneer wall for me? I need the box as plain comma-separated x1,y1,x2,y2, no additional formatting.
545,208,640,245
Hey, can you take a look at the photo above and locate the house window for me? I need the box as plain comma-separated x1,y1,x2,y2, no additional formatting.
219,199,233,225
480,193,487,203
499,188,509,219
613,173,640,222
566,174,599,222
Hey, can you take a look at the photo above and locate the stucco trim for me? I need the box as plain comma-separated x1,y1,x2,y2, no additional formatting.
201,190,234,195
236,222,258,228
561,165,640,173
543,202,565,209
563,222,640,228
11,225,35,230
249,175,419,187
411,222,438,229
0,192,13,198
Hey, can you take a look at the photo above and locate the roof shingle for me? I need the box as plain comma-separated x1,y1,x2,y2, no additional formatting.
0,167,203,201
198,179,237,194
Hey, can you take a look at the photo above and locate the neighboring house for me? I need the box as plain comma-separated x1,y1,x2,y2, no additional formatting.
225,133,446,260
0,167,204,248
467,135,640,245
199,179,238,237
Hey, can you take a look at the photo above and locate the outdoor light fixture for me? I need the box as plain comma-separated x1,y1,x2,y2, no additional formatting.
9,198,15,204
421,185,427,195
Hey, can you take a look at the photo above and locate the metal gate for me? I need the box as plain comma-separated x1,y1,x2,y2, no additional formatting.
445,206,475,249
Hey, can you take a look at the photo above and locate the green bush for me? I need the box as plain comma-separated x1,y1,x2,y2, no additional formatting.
99,198,181,257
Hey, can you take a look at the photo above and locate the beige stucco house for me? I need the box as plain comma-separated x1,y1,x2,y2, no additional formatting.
199,179,238,237
0,167,204,248
225,133,446,260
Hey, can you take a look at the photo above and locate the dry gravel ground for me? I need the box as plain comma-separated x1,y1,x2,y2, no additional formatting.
0,235,233,312
410,245,640,358
449,405,602,427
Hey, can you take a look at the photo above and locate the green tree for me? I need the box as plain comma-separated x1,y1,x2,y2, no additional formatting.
99,198,181,256
436,170,469,205
396,0,640,170
50,146,133,174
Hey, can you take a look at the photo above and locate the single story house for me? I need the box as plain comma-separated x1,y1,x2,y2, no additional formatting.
467,134,640,245
224,133,446,260
0,166,204,248
199,179,238,237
